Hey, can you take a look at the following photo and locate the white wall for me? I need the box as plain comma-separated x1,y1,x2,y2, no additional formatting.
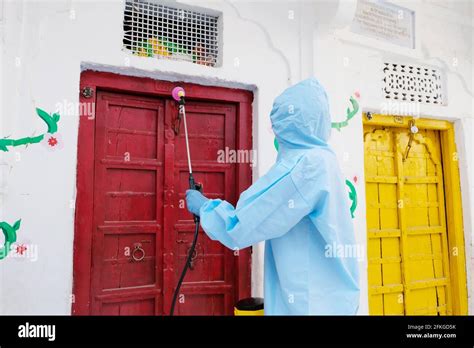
0,0,472,315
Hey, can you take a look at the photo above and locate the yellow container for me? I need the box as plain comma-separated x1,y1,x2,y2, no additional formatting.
234,297,264,316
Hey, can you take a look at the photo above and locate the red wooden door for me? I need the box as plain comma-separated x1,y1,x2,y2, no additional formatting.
73,72,252,316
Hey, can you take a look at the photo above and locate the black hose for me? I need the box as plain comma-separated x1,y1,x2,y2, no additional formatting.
170,220,200,316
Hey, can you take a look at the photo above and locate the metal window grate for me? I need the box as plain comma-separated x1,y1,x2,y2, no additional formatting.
383,62,445,105
123,0,220,67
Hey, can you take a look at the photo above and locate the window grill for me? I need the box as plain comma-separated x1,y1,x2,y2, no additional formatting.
123,0,220,67
383,62,445,105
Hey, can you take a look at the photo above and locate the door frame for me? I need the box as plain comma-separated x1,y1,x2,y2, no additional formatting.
363,113,468,315
72,70,253,315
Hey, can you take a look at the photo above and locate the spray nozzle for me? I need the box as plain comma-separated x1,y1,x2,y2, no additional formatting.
172,86,185,101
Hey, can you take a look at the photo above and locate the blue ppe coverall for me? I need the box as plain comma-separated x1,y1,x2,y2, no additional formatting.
194,78,360,315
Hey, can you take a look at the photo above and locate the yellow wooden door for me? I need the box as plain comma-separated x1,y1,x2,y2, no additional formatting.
364,123,453,315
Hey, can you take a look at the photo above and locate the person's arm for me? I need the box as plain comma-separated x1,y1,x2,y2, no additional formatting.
198,157,325,250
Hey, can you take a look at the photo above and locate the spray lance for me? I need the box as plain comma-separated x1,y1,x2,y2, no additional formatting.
170,86,202,316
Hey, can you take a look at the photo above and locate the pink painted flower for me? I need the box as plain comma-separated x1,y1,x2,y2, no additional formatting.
48,137,58,147
42,132,63,151
354,91,360,99
15,244,27,255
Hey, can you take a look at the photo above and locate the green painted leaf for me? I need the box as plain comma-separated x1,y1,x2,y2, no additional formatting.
36,107,51,121
13,219,21,231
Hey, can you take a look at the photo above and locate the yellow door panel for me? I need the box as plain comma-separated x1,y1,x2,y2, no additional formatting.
364,127,404,315
364,120,461,316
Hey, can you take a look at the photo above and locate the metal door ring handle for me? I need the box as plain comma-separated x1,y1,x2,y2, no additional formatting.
132,245,145,262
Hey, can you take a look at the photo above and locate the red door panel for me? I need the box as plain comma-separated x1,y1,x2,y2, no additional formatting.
91,92,164,315
172,102,237,315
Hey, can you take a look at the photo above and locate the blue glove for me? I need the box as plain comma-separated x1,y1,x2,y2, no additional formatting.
185,189,209,216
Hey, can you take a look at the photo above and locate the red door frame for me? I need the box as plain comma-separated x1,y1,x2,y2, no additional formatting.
72,70,253,315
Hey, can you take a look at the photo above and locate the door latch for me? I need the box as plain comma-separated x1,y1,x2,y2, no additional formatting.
173,104,184,135
403,120,418,161
81,87,94,99
186,244,198,270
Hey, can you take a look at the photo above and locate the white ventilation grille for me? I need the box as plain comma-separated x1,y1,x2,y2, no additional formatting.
383,63,445,105
123,0,220,67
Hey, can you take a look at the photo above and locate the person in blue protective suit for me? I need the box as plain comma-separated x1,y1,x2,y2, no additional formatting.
186,78,360,315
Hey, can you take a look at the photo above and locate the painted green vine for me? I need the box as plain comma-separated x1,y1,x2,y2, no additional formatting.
0,108,60,152
331,95,359,132
345,179,357,218
0,108,61,260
